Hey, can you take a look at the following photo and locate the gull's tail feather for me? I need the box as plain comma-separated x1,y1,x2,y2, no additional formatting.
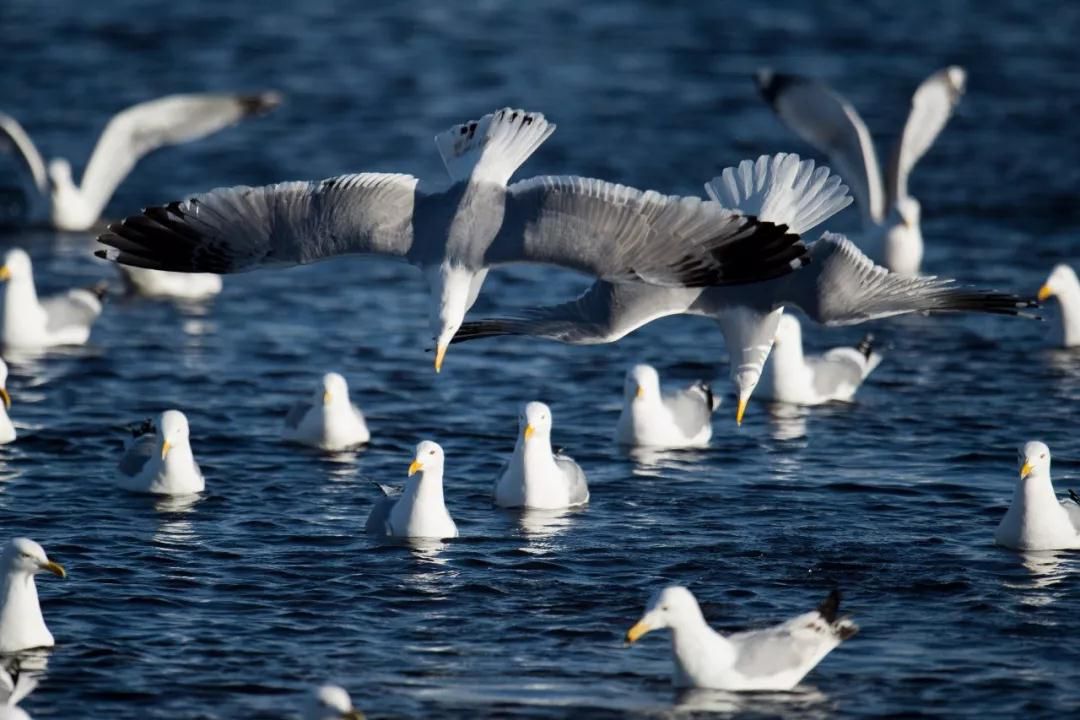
816,589,859,640
705,153,852,235
238,91,284,117
435,108,555,185
855,334,875,360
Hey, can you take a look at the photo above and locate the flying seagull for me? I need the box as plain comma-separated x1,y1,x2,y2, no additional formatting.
0,92,282,231
452,153,1035,424
757,66,965,275
96,108,811,371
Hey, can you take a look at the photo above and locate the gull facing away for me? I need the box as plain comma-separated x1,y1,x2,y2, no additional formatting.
757,314,882,406
757,67,966,275
0,359,13,445
0,248,105,351
117,411,205,495
282,372,370,451
625,586,857,691
0,667,38,720
118,265,222,303
96,108,814,372
453,153,1035,424
493,401,588,510
995,442,1080,551
365,441,458,539
303,685,364,720
0,92,282,231
1038,264,1080,348
616,364,720,449
0,538,66,653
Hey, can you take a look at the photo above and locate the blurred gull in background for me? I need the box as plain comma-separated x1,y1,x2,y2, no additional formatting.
1038,264,1080,348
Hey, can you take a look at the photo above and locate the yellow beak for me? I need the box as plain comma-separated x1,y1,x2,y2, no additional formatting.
42,561,66,579
0,387,10,410
0,266,9,281
736,397,748,426
342,711,365,720
161,440,172,460
1020,461,1033,479
625,619,652,644
635,385,644,399
524,424,535,441
323,390,332,406
1037,284,1053,302
408,459,423,476
434,343,447,373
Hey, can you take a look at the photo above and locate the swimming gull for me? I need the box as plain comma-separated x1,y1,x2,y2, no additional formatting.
365,441,458,539
756,67,965,274
117,410,205,495
625,586,857,691
0,92,281,231
0,538,66,653
757,314,881,405
616,364,719,449
995,442,1080,551
1038,264,1080,347
0,667,37,720
0,359,13,445
118,265,222,302
96,107,814,372
452,153,1034,424
303,685,364,720
0,248,105,351
494,401,588,509
283,372,371,451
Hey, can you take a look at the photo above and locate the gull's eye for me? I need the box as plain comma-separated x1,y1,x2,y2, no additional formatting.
429,450,435,456
1041,453,1046,459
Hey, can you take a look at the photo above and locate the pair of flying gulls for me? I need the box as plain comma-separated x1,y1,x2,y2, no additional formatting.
95,107,1033,424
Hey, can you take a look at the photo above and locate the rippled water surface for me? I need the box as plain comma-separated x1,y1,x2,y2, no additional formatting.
1,1,1079,717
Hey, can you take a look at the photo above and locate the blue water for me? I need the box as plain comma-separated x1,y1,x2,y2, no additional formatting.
2,0,1079,717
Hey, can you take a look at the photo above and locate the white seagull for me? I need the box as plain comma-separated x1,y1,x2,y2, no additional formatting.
757,67,966,274
303,685,364,720
1038,264,1080,348
995,441,1080,551
494,401,589,510
96,108,815,372
0,359,14,445
282,372,371,451
117,410,205,495
625,586,857,691
0,667,38,720
0,248,105,351
365,441,458,539
616,364,719,449
0,92,281,231
117,265,223,303
0,538,66,653
757,314,882,405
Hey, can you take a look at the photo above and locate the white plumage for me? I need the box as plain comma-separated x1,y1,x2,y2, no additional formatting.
0,248,103,351
282,373,370,451
996,442,1080,551
616,364,719,449
493,401,589,510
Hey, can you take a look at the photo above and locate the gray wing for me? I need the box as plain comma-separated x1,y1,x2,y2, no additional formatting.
364,483,400,535
555,454,589,505
807,350,868,398
0,112,48,194
777,233,1038,325
1063,492,1080,532
757,70,884,226
96,173,419,273
41,289,102,334
487,176,809,288
729,622,823,678
283,400,313,430
886,67,965,209
452,280,701,346
79,92,282,219
119,433,155,477
663,381,716,437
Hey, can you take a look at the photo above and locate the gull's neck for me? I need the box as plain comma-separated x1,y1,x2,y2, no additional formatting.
2,275,46,337
518,432,554,466
407,468,446,507
668,607,734,680
0,569,46,643
1053,279,1080,346
1010,472,1061,516
714,306,783,392
49,172,99,232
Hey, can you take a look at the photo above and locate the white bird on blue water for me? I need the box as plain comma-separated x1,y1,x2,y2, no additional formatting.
0,538,66,654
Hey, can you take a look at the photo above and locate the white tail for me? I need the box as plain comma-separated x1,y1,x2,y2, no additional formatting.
434,108,555,185
705,153,852,235
0,667,38,707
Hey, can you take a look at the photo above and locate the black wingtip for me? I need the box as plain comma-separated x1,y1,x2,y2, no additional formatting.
1069,489,1080,506
85,280,109,301
239,91,284,116
755,69,803,106
855,334,875,359
817,589,842,623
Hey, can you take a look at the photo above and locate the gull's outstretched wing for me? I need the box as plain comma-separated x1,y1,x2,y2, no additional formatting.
96,173,419,272
79,92,282,220
779,233,1037,325
0,112,48,194
886,67,966,209
487,176,808,288
757,70,885,226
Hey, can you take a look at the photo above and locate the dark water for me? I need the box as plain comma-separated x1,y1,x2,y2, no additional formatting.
2,1,1079,717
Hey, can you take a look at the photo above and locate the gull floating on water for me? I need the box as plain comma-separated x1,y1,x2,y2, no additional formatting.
454,153,1034,424
0,92,281,231
0,538,66,653
616,364,719,449
625,586,857,691
0,667,37,720
303,685,364,720
118,265,222,303
0,360,13,445
757,67,966,275
494,401,588,509
757,315,881,406
283,372,370,451
97,108,814,372
0,248,105,351
995,442,1080,551
117,411,205,495
365,441,458,539
1038,264,1080,348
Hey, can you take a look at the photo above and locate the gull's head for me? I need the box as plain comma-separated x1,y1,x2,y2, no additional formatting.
773,313,802,348
520,401,553,443
0,358,9,410
427,267,474,373
717,306,783,426
626,364,660,402
1,537,66,579
409,440,444,477
319,372,349,407
625,585,700,643
894,197,922,230
158,410,190,460
0,247,32,283
304,684,364,720
1039,264,1078,302
1018,441,1051,480
47,158,74,192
